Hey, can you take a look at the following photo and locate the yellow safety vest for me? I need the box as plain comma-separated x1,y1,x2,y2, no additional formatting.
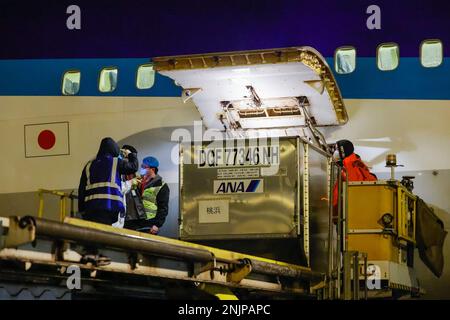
142,182,166,220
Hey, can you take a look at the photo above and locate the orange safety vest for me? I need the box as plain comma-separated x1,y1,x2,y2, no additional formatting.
332,153,377,212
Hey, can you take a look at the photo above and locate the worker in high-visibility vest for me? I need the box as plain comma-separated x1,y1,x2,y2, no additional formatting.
332,139,377,219
124,156,170,234
78,137,139,225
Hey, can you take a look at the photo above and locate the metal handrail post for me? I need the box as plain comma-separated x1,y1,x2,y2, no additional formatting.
59,196,64,222
343,251,351,300
327,161,335,300
340,166,350,300
353,252,360,300
38,190,44,218
342,168,349,253
336,165,342,299
69,191,76,218
363,253,368,300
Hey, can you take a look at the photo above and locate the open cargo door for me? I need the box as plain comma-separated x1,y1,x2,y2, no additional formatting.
153,47,348,145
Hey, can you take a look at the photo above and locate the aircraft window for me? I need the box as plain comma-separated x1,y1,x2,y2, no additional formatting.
421,40,443,68
62,70,81,95
334,47,356,74
377,43,399,71
136,63,155,89
99,67,118,93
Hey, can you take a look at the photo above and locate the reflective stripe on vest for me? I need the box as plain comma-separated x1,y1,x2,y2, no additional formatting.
142,182,165,220
85,157,124,205
85,181,121,190
85,157,121,190
85,194,124,203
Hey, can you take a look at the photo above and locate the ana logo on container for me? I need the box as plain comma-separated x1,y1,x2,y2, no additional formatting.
214,179,263,194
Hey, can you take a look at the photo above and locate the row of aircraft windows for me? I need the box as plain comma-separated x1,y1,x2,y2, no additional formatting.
335,39,443,74
62,63,155,95
62,39,444,95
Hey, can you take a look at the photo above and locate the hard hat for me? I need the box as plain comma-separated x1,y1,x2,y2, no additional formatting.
142,156,159,168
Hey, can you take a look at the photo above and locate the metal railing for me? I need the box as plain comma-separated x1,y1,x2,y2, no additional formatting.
37,189,78,222
327,162,369,300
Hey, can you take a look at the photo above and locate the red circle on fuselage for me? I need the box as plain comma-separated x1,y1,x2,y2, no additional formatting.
38,130,56,150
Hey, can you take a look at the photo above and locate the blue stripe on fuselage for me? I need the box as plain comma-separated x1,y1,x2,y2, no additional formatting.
329,58,450,100
0,58,449,99
0,58,181,97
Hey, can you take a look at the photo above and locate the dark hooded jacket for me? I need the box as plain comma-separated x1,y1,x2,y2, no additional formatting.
78,137,139,213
